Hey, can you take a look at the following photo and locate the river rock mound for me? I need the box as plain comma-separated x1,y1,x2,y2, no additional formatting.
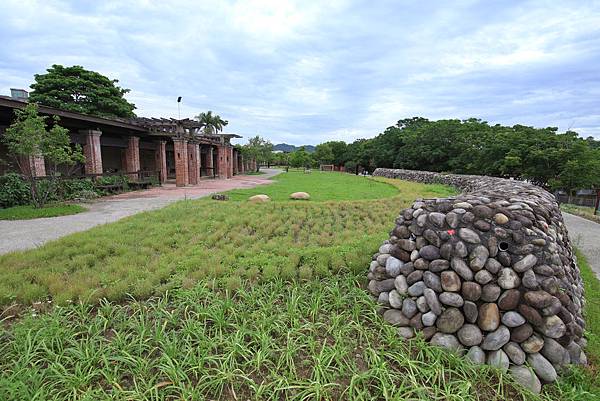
368,168,587,391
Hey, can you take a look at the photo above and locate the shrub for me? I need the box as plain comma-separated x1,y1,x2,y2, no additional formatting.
0,173,31,208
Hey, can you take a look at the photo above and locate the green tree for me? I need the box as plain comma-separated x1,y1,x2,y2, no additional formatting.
2,103,85,207
313,143,334,165
196,111,228,135
29,65,136,118
243,136,273,171
289,147,313,168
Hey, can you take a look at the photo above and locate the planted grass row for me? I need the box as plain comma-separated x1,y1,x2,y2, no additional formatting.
0,175,453,308
0,275,559,401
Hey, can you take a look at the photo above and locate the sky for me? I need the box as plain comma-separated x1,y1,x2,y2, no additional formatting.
1,0,600,145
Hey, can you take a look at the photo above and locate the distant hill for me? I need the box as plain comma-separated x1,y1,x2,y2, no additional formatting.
273,143,316,153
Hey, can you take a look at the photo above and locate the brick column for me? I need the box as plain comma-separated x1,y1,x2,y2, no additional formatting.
81,129,103,175
155,140,167,184
125,136,140,180
239,154,244,174
187,142,200,185
217,145,229,179
173,138,189,186
227,147,234,178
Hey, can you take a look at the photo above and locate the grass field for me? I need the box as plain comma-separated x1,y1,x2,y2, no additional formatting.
561,204,600,224
0,172,598,400
0,203,86,220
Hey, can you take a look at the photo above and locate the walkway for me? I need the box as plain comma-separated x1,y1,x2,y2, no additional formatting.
0,169,281,255
563,212,600,280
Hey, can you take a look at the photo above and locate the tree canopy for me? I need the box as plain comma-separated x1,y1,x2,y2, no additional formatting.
29,65,136,118
242,136,273,171
196,111,228,135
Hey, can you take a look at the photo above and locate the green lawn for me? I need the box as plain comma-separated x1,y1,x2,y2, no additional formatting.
0,203,86,220
227,171,400,201
561,204,600,224
0,172,598,400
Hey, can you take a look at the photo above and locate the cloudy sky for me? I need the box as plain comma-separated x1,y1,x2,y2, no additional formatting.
1,0,599,145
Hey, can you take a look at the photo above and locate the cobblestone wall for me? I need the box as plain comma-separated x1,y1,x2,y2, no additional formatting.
369,168,587,392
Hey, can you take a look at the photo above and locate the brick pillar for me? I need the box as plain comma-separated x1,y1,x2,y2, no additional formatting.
173,138,189,186
187,142,200,185
125,136,140,180
155,140,167,184
232,150,238,175
20,154,46,177
81,129,103,175
227,147,234,178
239,154,244,174
217,145,228,179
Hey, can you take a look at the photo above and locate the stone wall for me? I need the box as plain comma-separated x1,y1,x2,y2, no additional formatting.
369,168,587,392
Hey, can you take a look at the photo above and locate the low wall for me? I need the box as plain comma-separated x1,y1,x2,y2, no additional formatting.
369,168,587,392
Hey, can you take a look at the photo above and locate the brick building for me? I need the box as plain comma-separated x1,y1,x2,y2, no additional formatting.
0,92,248,186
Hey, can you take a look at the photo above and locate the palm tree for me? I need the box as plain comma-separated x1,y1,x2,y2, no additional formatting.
196,111,228,135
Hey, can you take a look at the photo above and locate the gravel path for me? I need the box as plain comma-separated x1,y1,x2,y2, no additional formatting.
0,169,282,255
562,212,600,280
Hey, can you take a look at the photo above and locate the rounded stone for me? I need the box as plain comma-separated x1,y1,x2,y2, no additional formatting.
423,271,442,292
431,333,463,353
461,282,482,302
249,194,270,202
481,284,501,302
389,289,403,309
521,334,544,353
385,256,403,277
478,303,500,331
408,281,426,297
451,257,473,281
463,301,478,323
473,205,493,219
446,212,460,228
484,258,502,274
502,311,526,328
430,259,450,272
394,275,408,295
498,268,520,289
519,304,543,327
454,241,468,258
402,298,418,319
494,213,509,225
541,337,569,366
513,254,538,273
540,315,566,339
436,307,465,334
510,365,541,394
439,292,464,307
424,288,443,315
416,296,429,313
469,245,489,271
481,325,511,350
498,289,520,310
466,346,486,364
522,270,539,289
397,327,415,339
487,349,509,372
440,270,461,292
378,292,389,305
458,228,481,244
474,270,493,285
420,245,441,260
457,324,483,346
383,309,410,326
524,290,555,309
428,212,446,227
422,311,438,326
407,270,423,285
503,341,526,365
527,353,557,383
290,191,310,200
511,323,533,343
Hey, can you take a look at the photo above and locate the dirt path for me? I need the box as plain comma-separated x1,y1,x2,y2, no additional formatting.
562,212,600,280
0,169,281,255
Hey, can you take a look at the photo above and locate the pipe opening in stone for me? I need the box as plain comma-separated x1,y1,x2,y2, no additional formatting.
498,241,509,252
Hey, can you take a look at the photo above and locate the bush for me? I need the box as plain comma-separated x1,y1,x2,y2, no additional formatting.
0,173,31,208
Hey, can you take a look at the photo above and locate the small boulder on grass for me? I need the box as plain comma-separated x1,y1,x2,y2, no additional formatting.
249,194,270,202
290,192,310,200
212,193,229,201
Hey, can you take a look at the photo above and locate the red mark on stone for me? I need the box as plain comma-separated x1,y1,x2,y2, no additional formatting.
447,229,456,235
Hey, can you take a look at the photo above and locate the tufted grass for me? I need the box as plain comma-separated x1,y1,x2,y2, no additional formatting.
0,275,577,401
0,173,454,308
560,204,600,224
